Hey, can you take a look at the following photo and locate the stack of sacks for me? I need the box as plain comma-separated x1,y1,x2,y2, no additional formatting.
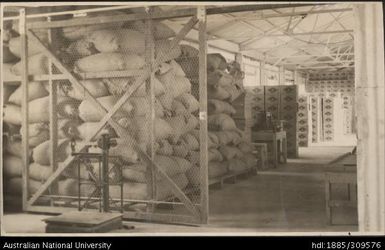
206,54,255,174
2,15,194,203
69,27,180,73
183,53,256,187
149,59,198,196
189,54,237,182
3,79,50,196
185,129,225,187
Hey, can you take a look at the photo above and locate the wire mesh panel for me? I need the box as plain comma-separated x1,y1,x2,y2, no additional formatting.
2,5,208,224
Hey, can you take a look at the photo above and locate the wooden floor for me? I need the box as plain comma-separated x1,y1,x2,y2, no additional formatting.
2,146,358,234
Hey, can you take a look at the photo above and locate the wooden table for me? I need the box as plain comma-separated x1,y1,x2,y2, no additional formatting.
252,130,287,168
252,143,268,169
43,212,123,233
325,153,357,225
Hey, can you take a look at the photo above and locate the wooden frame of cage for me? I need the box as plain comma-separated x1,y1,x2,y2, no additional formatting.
9,5,210,225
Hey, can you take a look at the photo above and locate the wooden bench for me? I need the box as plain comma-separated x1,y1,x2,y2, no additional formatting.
252,130,287,168
252,143,268,169
325,153,357,225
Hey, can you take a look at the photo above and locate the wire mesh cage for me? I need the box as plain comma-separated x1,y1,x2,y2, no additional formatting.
2,5,209,224
2,4,259,225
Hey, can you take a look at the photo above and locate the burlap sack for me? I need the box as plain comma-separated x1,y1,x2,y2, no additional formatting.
65,38,97,58
209,161,228,178
109,138,140,164
212,131,233,145
208,85,231,101
172,140,189,158
3,83,18,103
86,29,146,54
155,39,182,63
218,146,244,161
3,155,23,178
4,139,32,159
228,158,248,172
74,52,145,73
4,177,42,196
208,148,224,162
207,53,227,72
185,165,200,187
102,77,165,97
208,114,237,131
157,70,191,98
62,11,125,41
3,44,18,63
208,99,236,115
11,53,49,76
3,63,19,82
158,91,174,110
181,132,199,151
157,139,174,156
78,95,133,122
33,139,71,165
58,119,82,139
8,36,50,58
180,44,199,58
8,81,49,105
54,79,109,101
176,93,199,113
20,123,50,147
129,97,164,117
3,104,22,125
76,122,117,140
238,142,253,153
29,163,53,182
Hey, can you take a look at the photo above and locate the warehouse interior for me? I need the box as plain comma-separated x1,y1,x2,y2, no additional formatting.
1,3,384,234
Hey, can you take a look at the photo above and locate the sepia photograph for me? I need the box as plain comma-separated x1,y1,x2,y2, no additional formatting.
0,1,384,236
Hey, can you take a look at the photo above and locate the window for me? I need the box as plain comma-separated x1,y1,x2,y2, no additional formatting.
243,56,260,86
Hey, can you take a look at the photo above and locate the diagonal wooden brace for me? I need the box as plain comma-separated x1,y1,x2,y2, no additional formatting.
26,16,200,217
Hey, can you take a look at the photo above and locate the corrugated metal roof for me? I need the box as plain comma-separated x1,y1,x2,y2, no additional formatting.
200,3,355,71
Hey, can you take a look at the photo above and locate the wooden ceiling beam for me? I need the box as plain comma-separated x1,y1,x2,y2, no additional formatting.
265,29,353,37
267,53,354,59
5,3,315,23
282,59,355,65
234,7,353,20
297,65,354,70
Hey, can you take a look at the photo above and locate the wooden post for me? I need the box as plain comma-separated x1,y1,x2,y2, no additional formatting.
144,8,156,213
47,16,58,202
260,60,266,86
198,6,209,224
278,66,285,85
353,3,385,232
19,8,29,210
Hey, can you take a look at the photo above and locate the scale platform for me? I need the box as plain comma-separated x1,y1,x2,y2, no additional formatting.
43,212,123,233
